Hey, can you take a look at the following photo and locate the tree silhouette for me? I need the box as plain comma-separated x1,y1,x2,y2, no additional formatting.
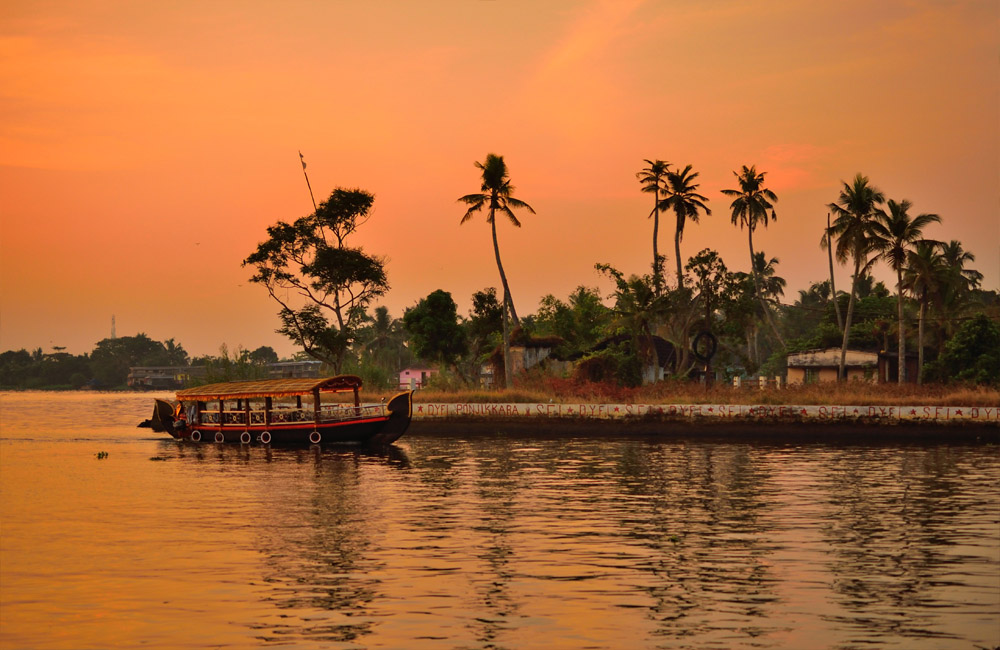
722,165,784,348
827,174,885,380
869,199,940,383
660,164,710,288
458,154,535,388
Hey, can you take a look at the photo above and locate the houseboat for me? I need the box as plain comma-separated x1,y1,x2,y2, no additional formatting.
142,375,412,446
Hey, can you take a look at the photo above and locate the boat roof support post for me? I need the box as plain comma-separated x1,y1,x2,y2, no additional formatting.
264,397,272,429
313,388,321,425
353,387,360,408
218,399,224,431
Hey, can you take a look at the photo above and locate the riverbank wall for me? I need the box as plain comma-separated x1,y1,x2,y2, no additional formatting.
408,403,1000,441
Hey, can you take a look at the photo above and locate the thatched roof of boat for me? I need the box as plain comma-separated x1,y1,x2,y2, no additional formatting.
176,375,362,401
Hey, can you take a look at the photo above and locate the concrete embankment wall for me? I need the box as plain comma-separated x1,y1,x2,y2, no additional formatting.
408,403,1000,441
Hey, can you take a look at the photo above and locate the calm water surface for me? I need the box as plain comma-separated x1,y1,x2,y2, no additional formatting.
1,391,998,649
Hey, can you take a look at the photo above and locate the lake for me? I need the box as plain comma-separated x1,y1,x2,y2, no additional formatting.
1,391,998,649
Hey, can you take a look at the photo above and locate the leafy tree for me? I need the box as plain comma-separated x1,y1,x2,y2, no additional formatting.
827,173,885,380
685,249,729,380
348,306,411,387
636,159,670,282
0,350,33,388
458,153,535,388
722,164,784,347
926,314,1000,385
534,286,611,357
247,345,279,365
596,263,672,381
869,199,940,383
201,344,271,383
403,290,469,380
243,188,389,373
90,334,166,386
143,338,190,367
468,288,503,356
659,164,711,288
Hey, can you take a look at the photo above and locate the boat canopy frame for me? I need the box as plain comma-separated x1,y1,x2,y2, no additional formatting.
175,375,363,402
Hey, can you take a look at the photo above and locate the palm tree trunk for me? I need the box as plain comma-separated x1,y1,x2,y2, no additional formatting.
838,259,862,381
748,229,786,349
674,219,684,288
896,269,906,384
490,212,518,325
489,203,517,390
827,213,844,332
652,193,660,279
917,298,926,385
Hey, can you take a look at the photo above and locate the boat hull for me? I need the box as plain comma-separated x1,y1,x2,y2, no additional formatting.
148,390,413,447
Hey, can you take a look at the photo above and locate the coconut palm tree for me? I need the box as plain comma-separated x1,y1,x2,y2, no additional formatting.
939,240,983,294
827,173,885,380
933,240,983,354
459,153,535,389
660,164,711,288
722,165,784,348
636,159,670,283
869,199,940,383
903,241,946,384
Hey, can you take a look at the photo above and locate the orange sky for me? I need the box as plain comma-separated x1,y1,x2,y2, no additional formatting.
1,0,997,358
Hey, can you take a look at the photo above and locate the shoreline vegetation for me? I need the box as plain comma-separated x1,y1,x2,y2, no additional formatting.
388,382,1000,408
4,382,998,408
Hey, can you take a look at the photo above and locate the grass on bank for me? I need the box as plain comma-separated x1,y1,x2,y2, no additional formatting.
372,376,999,407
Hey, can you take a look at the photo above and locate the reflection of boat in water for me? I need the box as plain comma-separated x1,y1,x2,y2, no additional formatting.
140,375,412,446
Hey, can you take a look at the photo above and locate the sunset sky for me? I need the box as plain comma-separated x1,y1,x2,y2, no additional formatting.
1,0,997,358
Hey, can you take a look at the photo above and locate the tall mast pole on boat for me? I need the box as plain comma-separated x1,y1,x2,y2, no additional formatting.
299,151,318,213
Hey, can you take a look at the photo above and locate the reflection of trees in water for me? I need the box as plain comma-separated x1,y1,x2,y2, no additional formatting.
469,437,522,647
818,445,995,644
400,436,524,648
615,441,782,642
173,444,410,644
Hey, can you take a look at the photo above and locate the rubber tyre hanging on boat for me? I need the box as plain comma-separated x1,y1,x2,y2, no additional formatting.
214,431,225,443
190,430,202,442
260,431,271,445
309,430,321,444
240,431,251,444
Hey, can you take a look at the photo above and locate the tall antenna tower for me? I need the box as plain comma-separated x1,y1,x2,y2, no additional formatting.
111,315,116,339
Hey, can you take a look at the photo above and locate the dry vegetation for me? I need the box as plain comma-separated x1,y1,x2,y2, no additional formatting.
370,378,999,407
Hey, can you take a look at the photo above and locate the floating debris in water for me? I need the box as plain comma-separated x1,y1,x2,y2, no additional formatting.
95,451,109,460
148,456,168,461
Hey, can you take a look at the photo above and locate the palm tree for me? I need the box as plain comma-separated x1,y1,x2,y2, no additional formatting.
827,173,885,380
722,165,784,348
903,241,946,384
459,153,535,389
933,240,983,353
636,159,670,283
939,240,983,294
752,252,787,304
869,199,940,383
660,164,711,288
